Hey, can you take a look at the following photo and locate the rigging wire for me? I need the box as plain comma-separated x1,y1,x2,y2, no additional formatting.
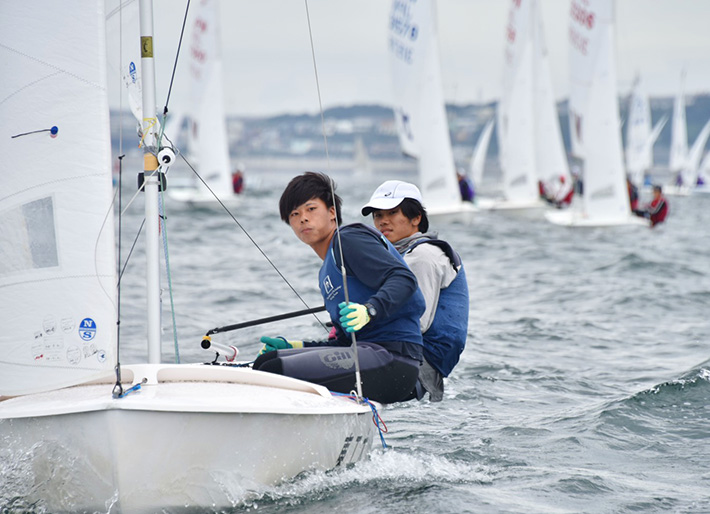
162,0,191,119
158,188,181,363
113,2,126,398
304,0,364,399
174,151,329,333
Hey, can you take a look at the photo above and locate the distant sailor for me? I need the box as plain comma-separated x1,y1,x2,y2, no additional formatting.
633,185,669,227
627,176,639,211
457,169,475,202
540,175,574,208
362,180,469,402
253,172,425,404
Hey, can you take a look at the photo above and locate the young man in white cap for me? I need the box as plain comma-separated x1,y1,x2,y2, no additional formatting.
361,180,469,402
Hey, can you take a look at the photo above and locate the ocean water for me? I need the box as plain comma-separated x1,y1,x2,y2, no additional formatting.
4,160,710,513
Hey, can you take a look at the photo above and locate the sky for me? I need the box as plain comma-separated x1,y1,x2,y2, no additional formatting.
140,0,710,117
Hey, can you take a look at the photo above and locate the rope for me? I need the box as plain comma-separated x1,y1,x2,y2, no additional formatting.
159,188,180,363
175,151,329,332
331,392,388,450
304,0,364,399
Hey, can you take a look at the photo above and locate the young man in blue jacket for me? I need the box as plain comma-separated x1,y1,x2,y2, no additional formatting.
362,180,469,402
253,172,425,404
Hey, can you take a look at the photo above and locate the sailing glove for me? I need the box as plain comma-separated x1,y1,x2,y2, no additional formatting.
258,336,303,356
338,302,370,333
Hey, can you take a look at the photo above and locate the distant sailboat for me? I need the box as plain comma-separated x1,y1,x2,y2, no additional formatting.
625,74,667,187
666,70,710,196
353,135,373,176
167,0,240,209
546,0,647,227
469,117,495,187
387,0,475,222
695,150,710,194
667,70,689,192
682,118,710,186
484,0,570,211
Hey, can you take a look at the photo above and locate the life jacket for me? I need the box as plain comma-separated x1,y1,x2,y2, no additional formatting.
648,196,668,226
319,224,424,351
404,238,469,377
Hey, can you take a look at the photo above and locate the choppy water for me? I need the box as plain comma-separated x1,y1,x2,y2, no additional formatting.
5,159,710,513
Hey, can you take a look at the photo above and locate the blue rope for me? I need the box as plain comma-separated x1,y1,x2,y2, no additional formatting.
331,392,388,449
116,382,142,398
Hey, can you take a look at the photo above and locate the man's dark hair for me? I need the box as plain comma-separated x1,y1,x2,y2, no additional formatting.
398,198,429,233
653,185,663,194
279,171,343,225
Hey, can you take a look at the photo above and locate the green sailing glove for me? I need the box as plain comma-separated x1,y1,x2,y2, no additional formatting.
338,302,371,333
258,336,303,356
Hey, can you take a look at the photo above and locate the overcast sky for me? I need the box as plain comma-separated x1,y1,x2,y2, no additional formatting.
142,0,710,117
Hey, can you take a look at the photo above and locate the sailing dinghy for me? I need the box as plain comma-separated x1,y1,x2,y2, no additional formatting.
387,0,476,223
546,0,647,227
164,0,241,209
624,75,667,189
480,0,569,212
0,1,376,511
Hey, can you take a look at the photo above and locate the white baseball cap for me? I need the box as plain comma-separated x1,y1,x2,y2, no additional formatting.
361,180,424,216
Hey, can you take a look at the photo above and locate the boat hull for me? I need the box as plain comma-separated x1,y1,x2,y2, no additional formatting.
167,187,241,210
426,203,477,224
0,364,376,512
545,209,650,227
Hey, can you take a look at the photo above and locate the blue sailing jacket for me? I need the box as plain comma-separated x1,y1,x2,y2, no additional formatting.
404,239,469,377
318,224,425,360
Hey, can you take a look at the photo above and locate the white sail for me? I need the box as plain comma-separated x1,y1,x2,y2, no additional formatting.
105,0,145,125
682,118,710,186
497,0,537,204
388,0,470,218
625,75,654,186
669,70,688,173
470,118,495,186
547,0,644,226
186,0,232,197
488,0,569,210
354,135,373,176
0,1,117,396
531,0,571,188
167,0,237,207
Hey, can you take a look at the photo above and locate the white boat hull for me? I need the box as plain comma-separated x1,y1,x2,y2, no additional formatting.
426,203,477,224
545,209,650,227
663,184,692,196
167,187,241,210
476,196,547,212
0,364,377,512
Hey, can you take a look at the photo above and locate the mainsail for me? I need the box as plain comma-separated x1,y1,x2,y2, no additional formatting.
568,0,630,221
0,1,117,396
388,0,462,212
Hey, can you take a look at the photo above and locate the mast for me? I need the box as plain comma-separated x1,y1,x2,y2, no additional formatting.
139,0,161,363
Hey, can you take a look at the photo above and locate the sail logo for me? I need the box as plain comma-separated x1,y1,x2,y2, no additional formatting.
79,318,97,341
129,62,137,84
570,2,595,30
